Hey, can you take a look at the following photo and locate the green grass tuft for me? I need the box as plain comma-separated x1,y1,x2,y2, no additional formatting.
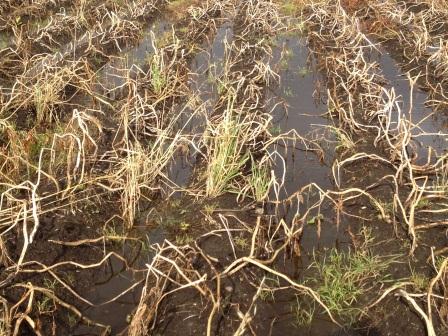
309,248,390,324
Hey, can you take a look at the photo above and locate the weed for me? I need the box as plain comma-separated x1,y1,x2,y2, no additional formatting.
297,66,310,77
26,131,50,164
328,126,355,152
216,77,230,96
415,197,432,210
292,296,315,327
175,234,194,245
149,53,167,95
203,203,217,216
245,155,272,202
205,94,250,197
234,235,249,250
179,221,190,231
280,58,289,70
37,295,55,315
259,288,275,302
259,276,280,302
158,215,181,228
284,87,294,97
67,312,77,329
435,160,448,194
269,125,282,136
435,256,447,271
281,0,302,16
43,278,58,292
103,224,127,243
64,272,76,287
309,248,390,324
409,269,429,290
168,0,193,14
370,199,394,222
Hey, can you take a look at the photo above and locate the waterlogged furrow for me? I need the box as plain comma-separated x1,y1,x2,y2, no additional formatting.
201,2,284,199
0,0,166,126
0,1,229,334
0,0,156,81
1,0,447,335
24,0,108,54
369,0,448,108
306,1,448,334
0,0,75,31
128,1,314,335
72,2,231,333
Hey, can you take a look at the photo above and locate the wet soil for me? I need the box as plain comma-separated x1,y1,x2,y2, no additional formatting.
1,1,448,336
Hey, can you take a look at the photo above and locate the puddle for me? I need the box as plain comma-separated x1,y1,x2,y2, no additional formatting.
261,33,355,286
74,20,443,336
75,20,238,332
270,34,332,197
76,255,143,335
371,47,448,159
74,225,166,335
268,33,332,200
98,18,172,93
166,21,235,191
189,20,234,108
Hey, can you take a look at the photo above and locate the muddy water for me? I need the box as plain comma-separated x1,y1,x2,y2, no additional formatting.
74,20,237,334
76,256,143,334
97,19,235,192
98,18,172,93
75,20,448,336
73,19,174,335
265,33,352,258
257,32,448,336
370,48,448,158
268,33,332,198
74,225,167,335
166,20,235,191
189,20,234,107
82,23,341,335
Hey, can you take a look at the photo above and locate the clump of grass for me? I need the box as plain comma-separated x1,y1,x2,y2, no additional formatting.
36,294,56,315
370,198,394,222
26,131,50,164
280,0,309,16
409,269,429,291
202,202,217,216
328,126,355,152
114,114,181,228
234,235,249,250
239,154,272,202
309,248,390,324
434,158,448,194
204,94,250,197
175,233,193,245
292,296,315,327
118,138,179,228
103,224,127,244
149,52,167,95
3,60,90,125
33,79,61,124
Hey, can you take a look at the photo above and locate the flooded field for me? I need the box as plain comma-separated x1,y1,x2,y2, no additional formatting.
0,0,447,335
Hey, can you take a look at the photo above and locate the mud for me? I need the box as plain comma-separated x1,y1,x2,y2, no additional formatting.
1,1,448,336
